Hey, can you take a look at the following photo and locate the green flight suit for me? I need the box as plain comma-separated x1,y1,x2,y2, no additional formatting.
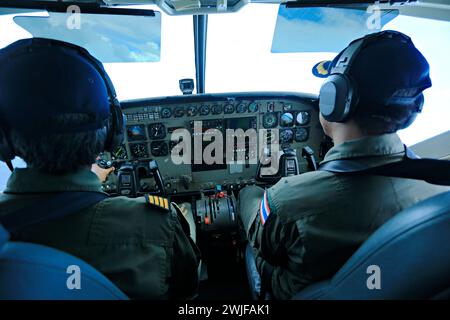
239,133,449,299
0,168,200,299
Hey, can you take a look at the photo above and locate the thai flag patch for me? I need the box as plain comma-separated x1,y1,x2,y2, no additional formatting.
260,191,271,225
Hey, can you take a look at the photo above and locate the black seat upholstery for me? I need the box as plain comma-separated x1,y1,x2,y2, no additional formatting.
293,190,450,300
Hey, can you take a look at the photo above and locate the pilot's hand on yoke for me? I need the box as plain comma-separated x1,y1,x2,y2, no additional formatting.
91,163,115,183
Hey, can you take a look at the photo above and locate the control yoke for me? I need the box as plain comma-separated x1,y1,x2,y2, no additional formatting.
117,160,166,197
255,147,299,185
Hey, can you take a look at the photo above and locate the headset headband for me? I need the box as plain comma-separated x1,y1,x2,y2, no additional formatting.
46,38,118,102
330,31,413,77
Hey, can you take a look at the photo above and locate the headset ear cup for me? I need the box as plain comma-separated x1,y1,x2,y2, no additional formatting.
319,77,338,122
104,100,125,152
398,93,424,130
319,74,355,123
399,112,418,130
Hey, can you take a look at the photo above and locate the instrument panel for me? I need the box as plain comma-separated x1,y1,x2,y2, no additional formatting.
101,92,326,196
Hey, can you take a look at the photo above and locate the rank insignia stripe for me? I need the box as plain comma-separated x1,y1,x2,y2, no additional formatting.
145,194,170,211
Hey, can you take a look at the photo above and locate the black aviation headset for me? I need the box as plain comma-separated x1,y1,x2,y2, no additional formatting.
0,38,125,171
318,30,426,127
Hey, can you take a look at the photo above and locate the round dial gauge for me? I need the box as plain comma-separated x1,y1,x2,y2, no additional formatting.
174,106,185,118
296,111,311,126
280,112,294,127
151,141,169,157
295,127,309,142
212,105,223,115
236,103,247,113
280,129,294,144
248,102,259,113
148,123,166,140
224,104,235,114
186,106,198,117
161,107,172,118
130,143,148,159
199,105,210,116
263,113,278,128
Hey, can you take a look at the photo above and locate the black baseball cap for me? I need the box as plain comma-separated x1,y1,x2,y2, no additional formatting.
313,30,432,112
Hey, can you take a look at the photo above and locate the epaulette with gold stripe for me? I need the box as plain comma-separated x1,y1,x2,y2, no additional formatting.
144,194,170,212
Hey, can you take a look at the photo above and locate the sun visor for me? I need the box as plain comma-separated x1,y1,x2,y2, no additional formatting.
272,5,399,53
13,10,161,63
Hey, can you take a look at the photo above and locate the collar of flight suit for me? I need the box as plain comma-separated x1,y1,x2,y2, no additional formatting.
3,168,104,194
320,133,405,165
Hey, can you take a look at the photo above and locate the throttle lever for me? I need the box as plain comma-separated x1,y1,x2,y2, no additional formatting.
149,160,166,196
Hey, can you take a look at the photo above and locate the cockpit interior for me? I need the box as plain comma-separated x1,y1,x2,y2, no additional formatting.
0,0,449,304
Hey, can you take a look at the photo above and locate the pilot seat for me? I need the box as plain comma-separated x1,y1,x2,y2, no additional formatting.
0,224,127,300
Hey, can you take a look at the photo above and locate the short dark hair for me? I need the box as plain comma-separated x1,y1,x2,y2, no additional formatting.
11,114,107,174
352,103,419,135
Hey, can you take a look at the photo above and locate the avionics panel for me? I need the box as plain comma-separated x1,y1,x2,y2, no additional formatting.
101,92,326,195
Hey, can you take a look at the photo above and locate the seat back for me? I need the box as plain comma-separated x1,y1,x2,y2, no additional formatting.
294,190,450,300
0,224,128,300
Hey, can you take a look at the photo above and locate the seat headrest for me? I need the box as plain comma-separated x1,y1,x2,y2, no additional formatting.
0,224,10,247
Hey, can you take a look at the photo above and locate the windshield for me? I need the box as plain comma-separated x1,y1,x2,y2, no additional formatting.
207,4,335,95
0,5,194,99
206,4,450,146
0,3,448,146
104,7,195,100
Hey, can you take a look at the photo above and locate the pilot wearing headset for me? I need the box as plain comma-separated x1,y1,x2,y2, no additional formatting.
239,30,449,299
0,38,200,299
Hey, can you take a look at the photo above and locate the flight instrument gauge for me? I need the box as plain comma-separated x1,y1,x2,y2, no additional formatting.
280,129,294,144
280,112,294,127
296,111,311,126
236,103,247,113
130,143,148,159
151,141,169,157
161,107,172,118
262,113,278,128
224,104,235,114
295,127,309,142
199,105,210,116
174,106,185,117
248,102,258,113
127,125,146,142
148,123,166,140
187,106,198,117
212,105,223,115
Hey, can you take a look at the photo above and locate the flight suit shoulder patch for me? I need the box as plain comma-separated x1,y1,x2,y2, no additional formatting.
260,190,276,225
144,194,170,212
